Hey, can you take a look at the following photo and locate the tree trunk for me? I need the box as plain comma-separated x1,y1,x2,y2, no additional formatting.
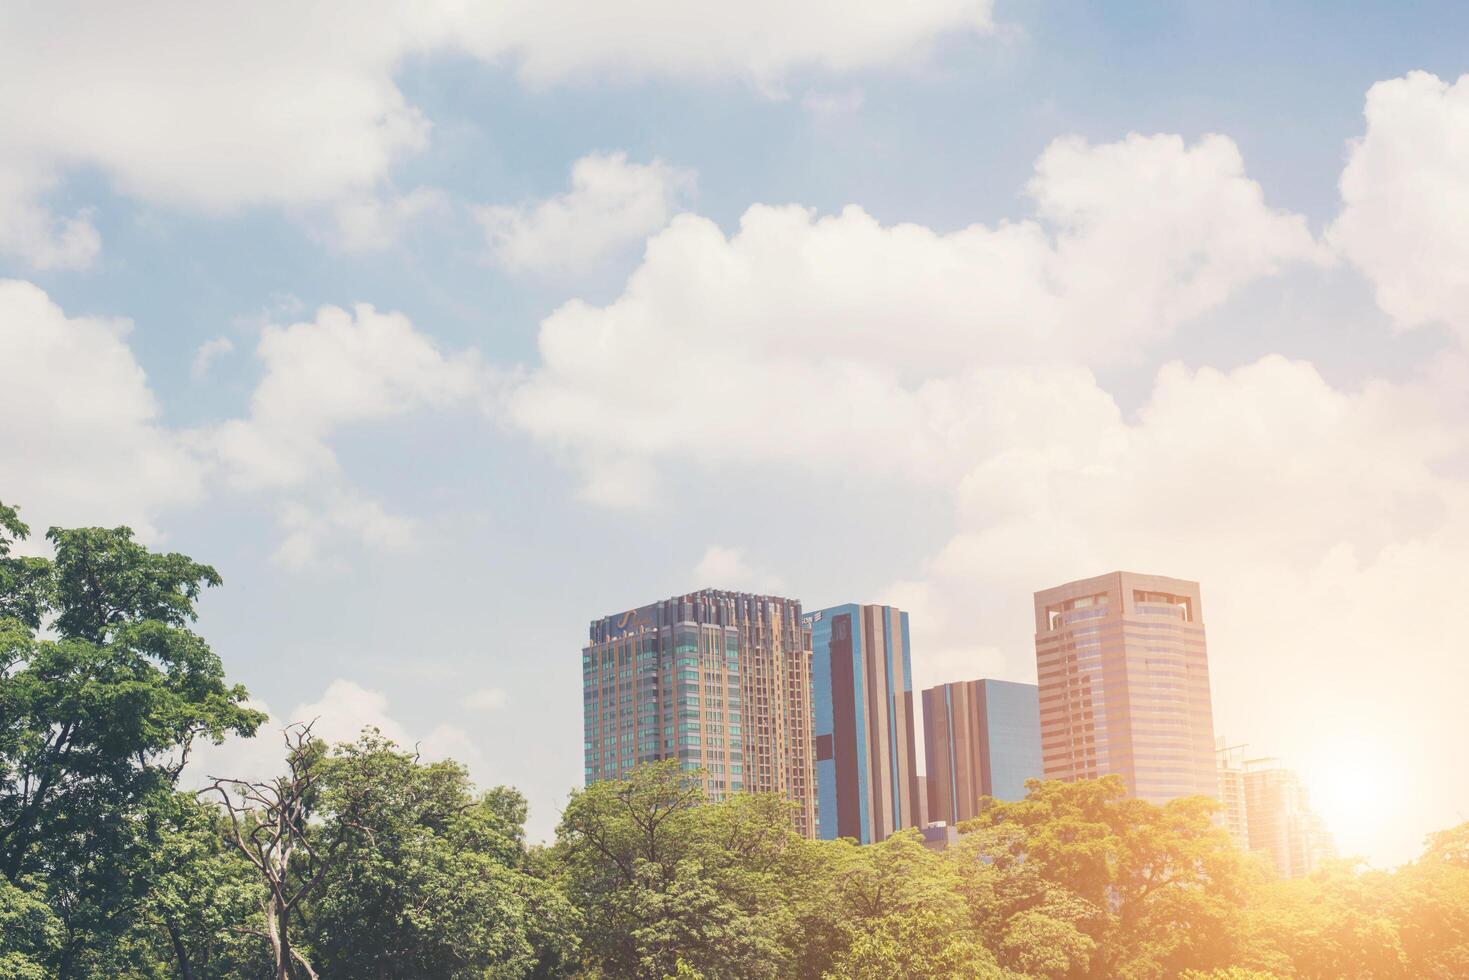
267,895,290,980
165,917,196,980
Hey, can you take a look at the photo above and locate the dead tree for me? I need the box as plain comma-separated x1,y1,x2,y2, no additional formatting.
200,722,331,980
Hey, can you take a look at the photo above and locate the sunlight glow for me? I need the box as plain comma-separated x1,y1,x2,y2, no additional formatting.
1303,735,1406,865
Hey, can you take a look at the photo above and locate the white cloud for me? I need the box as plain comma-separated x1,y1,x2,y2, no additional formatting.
0,279,204,537
1330,71,1469,344
453,0,996,87
510,132,1322,501
477,152,694,277
209,302,491,491
187,679,484,788
0,281,470,565
693,545,785,593
462,687,509,711
0,0,993,266
0,165,100,269
200,302,494,566
190,336,235,381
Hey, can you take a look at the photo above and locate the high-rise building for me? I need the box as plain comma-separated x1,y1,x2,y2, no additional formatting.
1216,738,1251,850
922,678,1042,825
582,590,817,836
1033,572,1218,804
1244,758,1336,878
807,604,921,843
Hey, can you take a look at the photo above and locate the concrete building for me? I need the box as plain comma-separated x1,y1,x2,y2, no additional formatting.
583,590,816,836
1216,739,1251,850
1244,758,1336,878
1033,572,1218,804
922,678,1042,825
807,603,921,843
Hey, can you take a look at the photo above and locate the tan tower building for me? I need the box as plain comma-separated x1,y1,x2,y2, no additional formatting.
1033,572,1218,804
583,590,816,836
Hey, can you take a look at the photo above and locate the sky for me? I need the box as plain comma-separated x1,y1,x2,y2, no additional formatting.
3,1,1468,867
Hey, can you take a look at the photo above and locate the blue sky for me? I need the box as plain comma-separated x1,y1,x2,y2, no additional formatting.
4,1,1468,864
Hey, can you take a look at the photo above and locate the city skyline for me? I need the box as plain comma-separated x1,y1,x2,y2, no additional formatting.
580,572,1326,855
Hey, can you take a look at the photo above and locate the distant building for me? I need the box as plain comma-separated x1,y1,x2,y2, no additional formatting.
807,604,921,843
1244,758,1336,878
1033,572,1218,804
583,590,816,837
919,823,960,852
1216,739,1251,850
922,678,1042,825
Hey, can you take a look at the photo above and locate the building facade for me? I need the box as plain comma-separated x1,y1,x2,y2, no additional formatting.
922,678,1042,825
1033,572,1218,804
807,603,921,843
583,590,817,836
1244,759,1336,878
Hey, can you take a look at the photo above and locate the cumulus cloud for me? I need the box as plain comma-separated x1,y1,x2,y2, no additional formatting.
0,0,992,266
0,279,205,537
200,302,496,566
1330,71,1469,344
1,279,490,564
510,132,1322,502
209,302,491,491
477,152,694,277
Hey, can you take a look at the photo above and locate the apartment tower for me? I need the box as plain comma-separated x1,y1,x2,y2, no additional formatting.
1244,759,1336,878
922,678,1043,825
1216,738,1251,850
807,603,921,843
583,590,817,836
1033,572,1218,804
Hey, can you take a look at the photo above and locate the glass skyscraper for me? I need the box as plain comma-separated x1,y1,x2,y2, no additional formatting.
921,678,1042,825
582,590,816,836
808,603,921,843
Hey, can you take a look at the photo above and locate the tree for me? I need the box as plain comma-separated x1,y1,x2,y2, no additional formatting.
0,876,62,980
551,762,815,979
125,792,269,980
204,724,337,980
960,777,1256,978
304,730,576,979
0,501,265,975
822,908,1003,980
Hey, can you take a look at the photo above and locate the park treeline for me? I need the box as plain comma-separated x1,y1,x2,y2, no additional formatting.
3,501,1467,980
